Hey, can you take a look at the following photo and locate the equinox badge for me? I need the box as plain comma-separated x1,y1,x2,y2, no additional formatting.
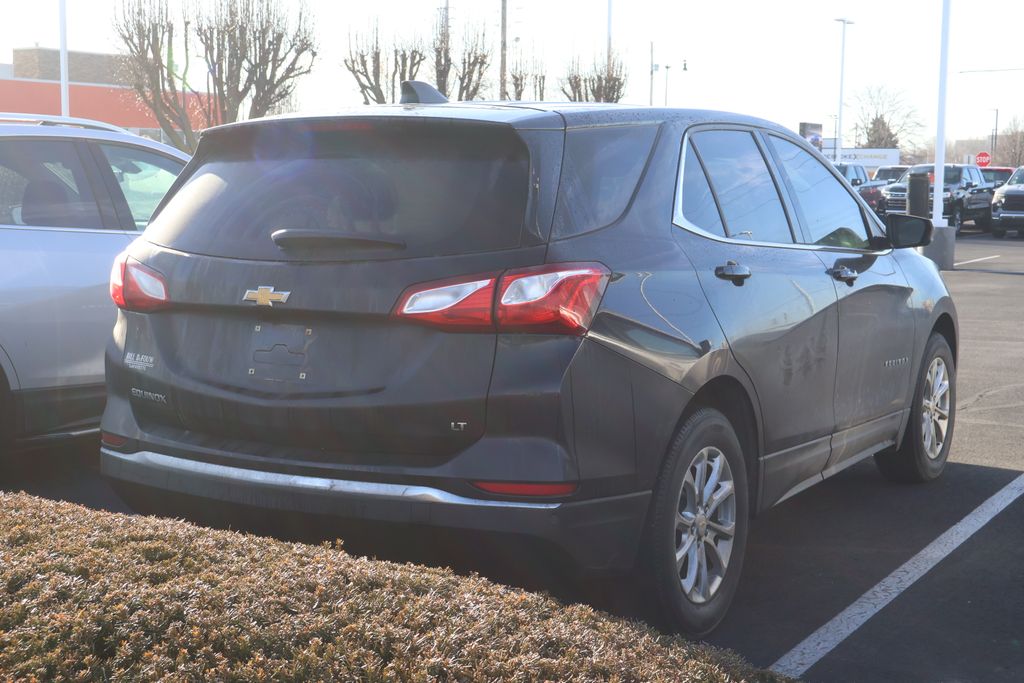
243,286,291,307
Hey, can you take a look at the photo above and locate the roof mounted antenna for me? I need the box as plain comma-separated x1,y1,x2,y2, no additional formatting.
400,81,449,105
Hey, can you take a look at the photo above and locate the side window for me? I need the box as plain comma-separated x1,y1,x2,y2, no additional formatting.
676,141,726,237
98,144,184,230
767,135,870,250
0,139,103,228
552,124,659,238
690,130,793,243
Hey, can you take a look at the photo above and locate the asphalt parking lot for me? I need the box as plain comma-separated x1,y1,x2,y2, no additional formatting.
3,226,1023,682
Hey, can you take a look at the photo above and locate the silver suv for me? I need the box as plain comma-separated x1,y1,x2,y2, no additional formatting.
0,114,188,450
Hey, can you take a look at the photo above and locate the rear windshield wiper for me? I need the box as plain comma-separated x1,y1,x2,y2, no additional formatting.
270,229,406,251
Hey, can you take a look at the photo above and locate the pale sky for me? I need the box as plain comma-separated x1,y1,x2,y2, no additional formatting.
2,0,1023,146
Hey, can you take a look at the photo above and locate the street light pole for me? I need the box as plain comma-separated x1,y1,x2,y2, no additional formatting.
499,0,508,100
834,18,853,163
606,0,613,74
932,0,950,229
649,42,655,106
664,64,671,106
58,0,69,116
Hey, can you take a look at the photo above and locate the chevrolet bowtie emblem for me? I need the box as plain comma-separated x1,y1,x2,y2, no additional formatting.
243,286,291,307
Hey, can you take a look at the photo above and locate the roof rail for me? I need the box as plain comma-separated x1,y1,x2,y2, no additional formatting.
0,112,130,134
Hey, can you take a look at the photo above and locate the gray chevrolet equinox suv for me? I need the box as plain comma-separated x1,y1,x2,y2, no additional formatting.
0,114,187,451
100,84,957,634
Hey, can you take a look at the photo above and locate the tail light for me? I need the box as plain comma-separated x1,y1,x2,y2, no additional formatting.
393,262,609,335
110,252,170,312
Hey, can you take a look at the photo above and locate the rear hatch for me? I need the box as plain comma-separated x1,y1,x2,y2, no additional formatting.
125,114,563,458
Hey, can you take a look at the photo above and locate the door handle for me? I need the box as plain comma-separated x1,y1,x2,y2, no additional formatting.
715,260,752,285
830,265,859,285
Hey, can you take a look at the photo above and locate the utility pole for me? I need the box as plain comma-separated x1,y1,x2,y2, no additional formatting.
992,108,999,162
58,0,69,116
649,42,655,106
606,0,613,75
664,64,671,106
834,18,853,163
499,0,508,100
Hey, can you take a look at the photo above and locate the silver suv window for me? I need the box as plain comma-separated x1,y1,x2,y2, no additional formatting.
0,138,103,229
98,143,184,230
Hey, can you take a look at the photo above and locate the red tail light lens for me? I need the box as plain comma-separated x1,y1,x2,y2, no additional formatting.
472,481,578,497
393,263,610,335
110,252,170,312
496,263,610,335
394,274,498,330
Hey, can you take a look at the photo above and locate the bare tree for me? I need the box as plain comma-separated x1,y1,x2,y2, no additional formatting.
1000,117,1024,167
510,57,528,100
239,0,317,119
510,55,546,101
561,60,586,102
115,0,210,151
116,0,317,152
456,28,490,101
343,27,387,104
432,13,453,98
853,86,922,151
389,43,426,103
560,55,625,103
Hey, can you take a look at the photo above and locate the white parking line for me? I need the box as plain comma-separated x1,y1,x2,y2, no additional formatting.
770,472,1024,679
954,255,1000,267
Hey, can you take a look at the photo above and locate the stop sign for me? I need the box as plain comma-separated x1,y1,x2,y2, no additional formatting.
976,151,992,167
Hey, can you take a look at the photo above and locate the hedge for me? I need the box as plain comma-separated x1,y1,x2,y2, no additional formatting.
0,492,784,681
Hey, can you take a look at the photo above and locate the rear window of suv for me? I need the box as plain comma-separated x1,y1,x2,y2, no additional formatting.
145,121,531,261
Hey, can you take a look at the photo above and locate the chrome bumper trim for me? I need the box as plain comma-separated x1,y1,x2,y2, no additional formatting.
101,448,561,510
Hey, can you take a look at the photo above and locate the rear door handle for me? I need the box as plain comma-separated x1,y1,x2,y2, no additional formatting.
830,265,859,285
715,261,752,285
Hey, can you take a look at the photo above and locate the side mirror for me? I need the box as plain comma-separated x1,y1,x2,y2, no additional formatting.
886,213,933,248
851,177,863,186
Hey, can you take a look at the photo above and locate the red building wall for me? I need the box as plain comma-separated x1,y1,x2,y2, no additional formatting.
0,78,212,131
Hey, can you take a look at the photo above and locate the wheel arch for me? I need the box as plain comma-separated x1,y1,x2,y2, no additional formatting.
932,312,958,366
677,374,762,515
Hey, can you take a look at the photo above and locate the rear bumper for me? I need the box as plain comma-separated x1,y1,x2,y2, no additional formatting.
101,447,650,574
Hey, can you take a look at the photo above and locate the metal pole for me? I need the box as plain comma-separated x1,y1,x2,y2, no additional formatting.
664,64,671,106
649,42,654,106
606,0,612,74
58,0,69,116
835,19,853,163
499,0,508,100
933,0,950,229
993,108,999,162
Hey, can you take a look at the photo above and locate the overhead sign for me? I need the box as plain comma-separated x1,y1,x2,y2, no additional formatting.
976,151,991,167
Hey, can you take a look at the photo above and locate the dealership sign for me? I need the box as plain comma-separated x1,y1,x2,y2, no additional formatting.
819,142,900,167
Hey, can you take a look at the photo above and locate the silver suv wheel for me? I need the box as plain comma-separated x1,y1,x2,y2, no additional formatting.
675,446,736,604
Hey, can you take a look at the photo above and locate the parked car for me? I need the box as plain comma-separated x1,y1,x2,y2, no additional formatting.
0,114,188,451
990,166,1024,238
834,162,886,215
981,166,1014,188
880,163,994,234
100,83,958,636
873,165,909,183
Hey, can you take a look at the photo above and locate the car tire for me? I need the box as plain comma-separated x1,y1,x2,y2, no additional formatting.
641,407,749,636
875,333,955,484
993,227,1007,238
976,211,992,231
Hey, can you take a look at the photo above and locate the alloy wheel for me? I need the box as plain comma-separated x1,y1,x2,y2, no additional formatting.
674,446,736,604
921,357,951,460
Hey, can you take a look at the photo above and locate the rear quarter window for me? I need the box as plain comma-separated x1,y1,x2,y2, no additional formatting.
551,124,659,239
